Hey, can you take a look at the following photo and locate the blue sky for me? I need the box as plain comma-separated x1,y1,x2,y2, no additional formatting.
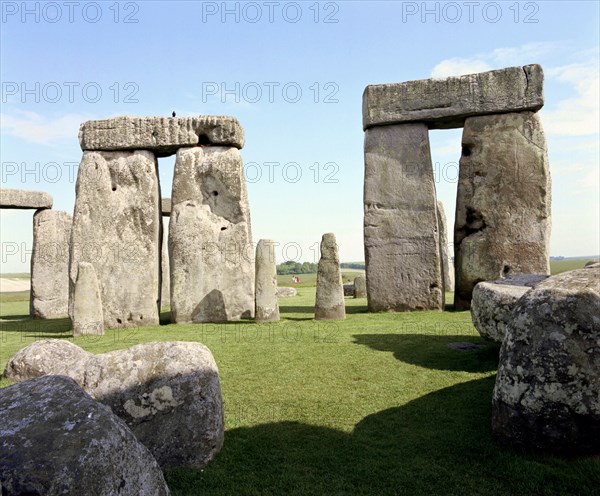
1,0,599,271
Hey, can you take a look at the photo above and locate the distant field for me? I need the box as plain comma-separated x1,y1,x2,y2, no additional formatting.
277,271,362,288
0,273,30,279
550,258,598,275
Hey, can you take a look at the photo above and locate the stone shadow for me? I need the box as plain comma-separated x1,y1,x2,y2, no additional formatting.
353,333,499,373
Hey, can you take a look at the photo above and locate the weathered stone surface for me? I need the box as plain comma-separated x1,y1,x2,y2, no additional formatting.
72,262,104,336
161,226,170,308
354,275,367,298
162,197,171,216
364,123,443,312
277,286,297,298
0,375,170,496
30,209,71,319
436,201,454,293
343,283,355,297
79,115,244,155
363,65,544,130
170,146,253,323
471,274,548,343
69,150,161,328
454,112,551,310
255,239,280,322
315,233,345,320
492,266,600,455
585,260,600,268
0,188,53,209
5,340,224,469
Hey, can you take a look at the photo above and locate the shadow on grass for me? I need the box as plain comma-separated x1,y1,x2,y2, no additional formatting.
166,377,599,496
0,317,72,339
353,333,499,373
279,305,368,315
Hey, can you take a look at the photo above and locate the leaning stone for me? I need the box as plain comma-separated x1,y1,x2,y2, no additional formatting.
454,112,551,310
0,188,53,209
315,233,345,320
30,209,72,319
364,123,443,311
492,266,600,455
5,340,224,469
277,287,297,298
436,201,454,293
0,375,170,496
79,115,244,155
69,150,162,328
170,146,254,323
354,275,367,298
255,239,280,322
72,262,104,336
471,274,548,343
363,64,544,129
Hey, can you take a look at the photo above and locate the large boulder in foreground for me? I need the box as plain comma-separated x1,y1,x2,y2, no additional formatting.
5,340,224,469
471,274,548,343
492,266,600,455
0,375,169,496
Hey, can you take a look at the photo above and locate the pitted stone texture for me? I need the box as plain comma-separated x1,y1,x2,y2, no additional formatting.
363,64,544,130
315,233,345,320
0,188,53,209
69,150,161,328
255,239,280,322
364,123,443,312
0,375,170,496
354,275,367,298
492,267,600,455
72,262,104,336
471,274,548,343
436,201,454,293
79,115,244,156
454,112,551,310
162,197,171,216
30,209,72,319
4,340,224,469
170,146,253,323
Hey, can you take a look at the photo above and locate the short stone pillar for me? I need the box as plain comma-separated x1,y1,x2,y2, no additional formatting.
353,275,367,298
72,262,104,336
315,233,345,320
364,123,443,312
255,239,280,322
454,112,551,309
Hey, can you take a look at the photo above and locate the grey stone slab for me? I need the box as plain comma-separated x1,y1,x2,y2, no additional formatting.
0,188,53,209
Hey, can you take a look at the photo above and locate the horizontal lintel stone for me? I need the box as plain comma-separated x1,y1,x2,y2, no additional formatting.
79,115,244,156
0,189,53,210
363,64,544,130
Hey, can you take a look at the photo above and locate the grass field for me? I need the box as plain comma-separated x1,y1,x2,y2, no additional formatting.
1,287,598,495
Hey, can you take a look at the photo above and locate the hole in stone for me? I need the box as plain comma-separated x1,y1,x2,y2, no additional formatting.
503,265,511,275
139,315,143,320
112,187,117,191
221,227,227,231
198,134,210,145
116,318,122,324
213,191,219,196
430,283,438,289
462,145,472,157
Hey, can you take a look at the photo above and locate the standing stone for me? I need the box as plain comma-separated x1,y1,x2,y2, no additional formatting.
354,275,367,298
255,239,280,322
72,262,104,337
170,146,253,323
0,375,170,496
315,233,345,320
30,209,72,319
69,150,162,328
492,266,600,455
436,200,454,294
161,223,170,309
364,123,443,312
454,111,551,310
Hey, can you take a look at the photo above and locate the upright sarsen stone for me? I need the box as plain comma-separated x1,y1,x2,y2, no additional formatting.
436,200,454,294
30,209,72,319
255,239,280,322
72,262,104,337
364,123,443,312
454,112,551,310
315,233,345,320
69,150,162,328
170,147,253,322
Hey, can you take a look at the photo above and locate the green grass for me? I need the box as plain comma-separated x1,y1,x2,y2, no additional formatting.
1,290,598,496
550,259,598,275
0,272,31,279
277,271,363,288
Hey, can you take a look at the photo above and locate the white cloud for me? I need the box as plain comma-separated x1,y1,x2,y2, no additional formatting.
0,110,89,145
431,58,492,78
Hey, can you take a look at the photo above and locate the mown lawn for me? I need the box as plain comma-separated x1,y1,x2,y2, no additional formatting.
0,289,598,495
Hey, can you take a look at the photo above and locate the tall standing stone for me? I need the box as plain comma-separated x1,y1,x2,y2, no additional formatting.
170,146,253,322
255,239,280,322
30,209,72,319
69,150,162,328
364,123,443,312
160,223,170,309
436,200,454,294
454,112,551,310
72,262,104,336
315,233,345,320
